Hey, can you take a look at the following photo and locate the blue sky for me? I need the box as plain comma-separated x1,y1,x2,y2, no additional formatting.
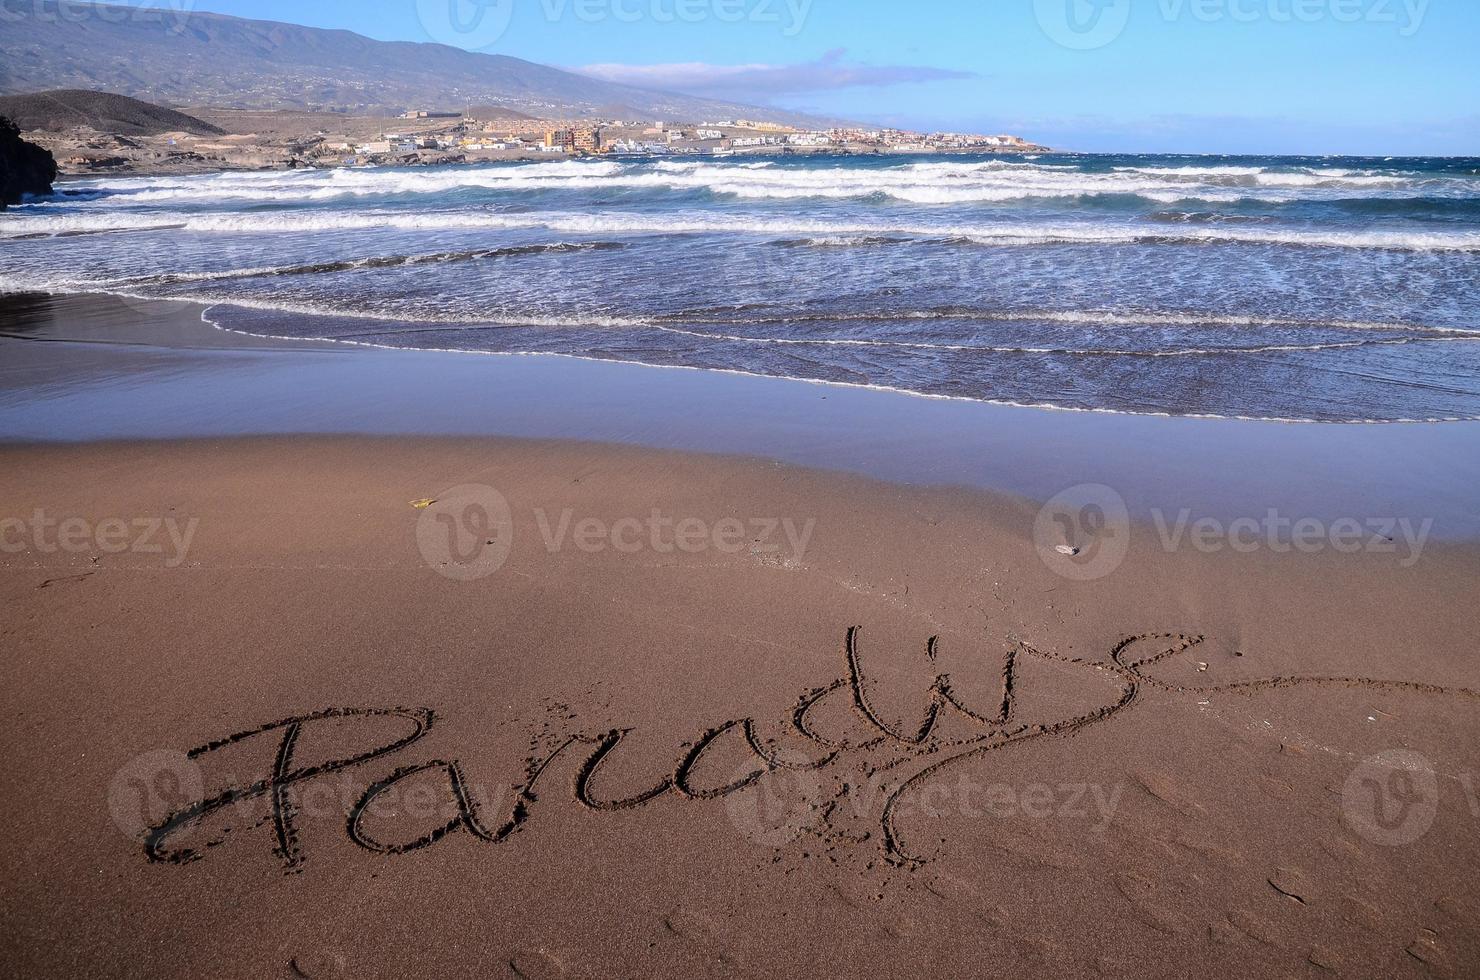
113,0,1479,153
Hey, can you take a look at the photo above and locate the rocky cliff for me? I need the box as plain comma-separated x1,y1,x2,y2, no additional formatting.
0,116,58,207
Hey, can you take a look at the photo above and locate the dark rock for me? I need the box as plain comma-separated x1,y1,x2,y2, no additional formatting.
0,116,58,208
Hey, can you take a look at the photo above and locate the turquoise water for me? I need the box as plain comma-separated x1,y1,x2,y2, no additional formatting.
3,152,1479,421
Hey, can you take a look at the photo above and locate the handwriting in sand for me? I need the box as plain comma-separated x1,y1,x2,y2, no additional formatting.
138,628,1478,872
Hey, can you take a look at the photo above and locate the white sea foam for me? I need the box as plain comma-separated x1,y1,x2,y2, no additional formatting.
5,208,1480,251
9,264,1471,341
190,307,1480,424
650,323,1433,356
25,156,1471,210
674,309,1480,335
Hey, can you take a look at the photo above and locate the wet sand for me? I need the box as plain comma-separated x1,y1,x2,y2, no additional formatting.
2,294,1479,978
4,293,1480,536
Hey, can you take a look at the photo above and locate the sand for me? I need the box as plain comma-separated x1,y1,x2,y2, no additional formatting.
2,431,1478,978
2,292,1479,976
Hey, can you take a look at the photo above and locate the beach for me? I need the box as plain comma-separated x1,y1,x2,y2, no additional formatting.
6,155,1479,423
4,0,1477,971
2,293,1479,977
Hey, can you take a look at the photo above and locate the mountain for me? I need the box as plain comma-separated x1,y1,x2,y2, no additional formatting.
464,105,540,122
0,2,831,126
0,90,224,136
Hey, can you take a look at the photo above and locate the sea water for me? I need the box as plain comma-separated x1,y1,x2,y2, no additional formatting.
3,152,1478,422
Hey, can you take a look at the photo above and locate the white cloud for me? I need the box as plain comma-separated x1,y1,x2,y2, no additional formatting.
576,48,974,99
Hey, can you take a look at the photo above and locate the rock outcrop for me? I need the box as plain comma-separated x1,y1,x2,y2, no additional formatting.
0,116,58,207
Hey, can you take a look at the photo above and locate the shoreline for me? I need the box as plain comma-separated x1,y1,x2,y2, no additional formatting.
4,291,1480,538
4,292,1480,977
198,301,1480,426
6,288,1479,425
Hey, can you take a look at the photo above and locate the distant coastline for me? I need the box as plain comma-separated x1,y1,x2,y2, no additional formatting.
16,96,1048,179
46,143,1054,181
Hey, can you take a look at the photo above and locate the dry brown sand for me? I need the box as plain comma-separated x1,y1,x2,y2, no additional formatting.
2,435,1478,978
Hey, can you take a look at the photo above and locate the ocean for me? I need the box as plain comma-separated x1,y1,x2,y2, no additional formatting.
3,152,1478,422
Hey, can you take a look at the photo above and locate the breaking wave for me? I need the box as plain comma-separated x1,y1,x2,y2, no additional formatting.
5,208,1479,251
5,150,1479,422
26,156,1477,210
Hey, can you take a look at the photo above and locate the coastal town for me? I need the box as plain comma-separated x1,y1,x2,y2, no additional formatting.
329,110,1046,164
10,95,1047,176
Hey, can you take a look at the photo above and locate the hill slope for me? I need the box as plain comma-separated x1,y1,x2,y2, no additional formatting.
0,90,224,136
0,2,831,125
